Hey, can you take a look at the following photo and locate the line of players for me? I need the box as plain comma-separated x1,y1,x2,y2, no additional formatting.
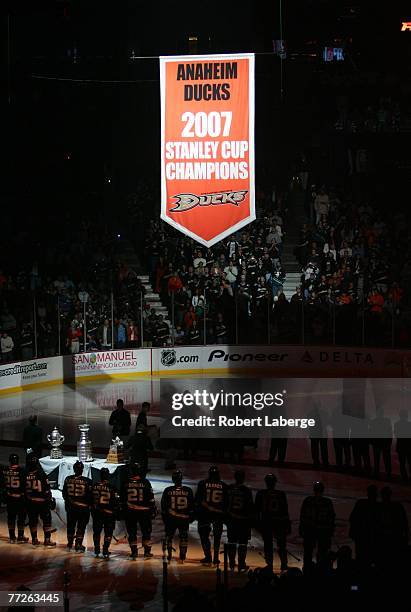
1,454,341,570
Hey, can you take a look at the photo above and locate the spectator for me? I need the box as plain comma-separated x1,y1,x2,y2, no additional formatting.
193,250,206,268
87,334,99,351
127,320,139,348
187,319,201,345
67,323,81,354
224,260,238,286
1,308,17,333
20,324,34,361
23,415,43,458
116,319,127,348
314,186,330,224
215,313,228,344
168,270,183,295
98,318,112,351
154,314,169,347
183,305,196,331
1,331,15,362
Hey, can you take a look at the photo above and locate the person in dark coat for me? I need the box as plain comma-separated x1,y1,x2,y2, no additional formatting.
349,484,379,568
136,402,150,430
375,486,409,569
109,399,131,438
23,415,43,458
394,409,411,482
370,408,392,478
126,426,153,475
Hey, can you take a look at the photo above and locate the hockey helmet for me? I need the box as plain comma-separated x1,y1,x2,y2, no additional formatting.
172,470,183,485
73,461,84,476
208,465,220,482
313,481,325,494
9,453,19,466
130,462,143,477
264,473,277,488
234,470,245,485
26,453,39,469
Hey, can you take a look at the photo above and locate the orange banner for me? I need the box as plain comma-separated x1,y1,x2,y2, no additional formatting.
160,54,255,247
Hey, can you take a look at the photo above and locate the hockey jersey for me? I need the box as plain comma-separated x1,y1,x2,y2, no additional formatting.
122,477,156,514
195,479,228,516
63,475,93,510
25,469,52,505
299,496,335,534
92,482,119,515
161,485,194,521
227,484,254,521
255,489,289,523
1,465,26,502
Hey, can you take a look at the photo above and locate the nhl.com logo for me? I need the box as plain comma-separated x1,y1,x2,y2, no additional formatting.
161,349,177,367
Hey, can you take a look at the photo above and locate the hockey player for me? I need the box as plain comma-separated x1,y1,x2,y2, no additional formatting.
91,468,119,559
25,453,56,547
255,474,290,570
62,460,92,552
195,465,228,565
299,481,335,569
122,463,156,560
375,486,409,569
161,469,194,563
349,484,379,567
1,454,28,543
226,470,254,572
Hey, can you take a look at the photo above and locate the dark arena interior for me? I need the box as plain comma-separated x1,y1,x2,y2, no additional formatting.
2,1,411,610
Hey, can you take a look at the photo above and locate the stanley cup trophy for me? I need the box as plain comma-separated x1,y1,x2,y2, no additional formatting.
77,423,93,462
47,426,65,459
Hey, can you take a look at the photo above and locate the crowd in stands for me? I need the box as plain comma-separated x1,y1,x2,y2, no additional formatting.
334,99,404,134
0,218,149,361
307,68,411,134
2,175,411,358
146,189,285,344
143,192,287,346
2,132,411,359
290,183,411,346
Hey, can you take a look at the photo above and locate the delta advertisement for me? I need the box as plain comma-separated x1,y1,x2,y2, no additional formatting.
152,345,409,377
160,53,255,246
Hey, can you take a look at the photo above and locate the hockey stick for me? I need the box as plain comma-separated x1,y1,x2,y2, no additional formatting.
53,507,67,527
257,549,301,563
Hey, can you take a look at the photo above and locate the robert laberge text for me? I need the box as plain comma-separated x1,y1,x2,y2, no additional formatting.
171,415,316,430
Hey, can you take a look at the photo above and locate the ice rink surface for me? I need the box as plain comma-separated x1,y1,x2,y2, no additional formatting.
0,378,410,611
